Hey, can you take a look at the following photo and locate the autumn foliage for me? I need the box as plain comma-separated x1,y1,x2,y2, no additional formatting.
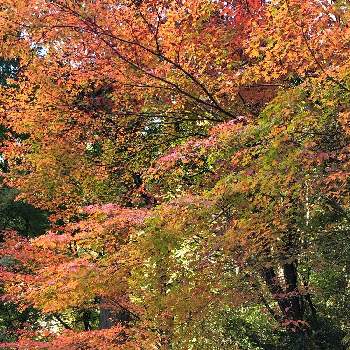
0,0,350,349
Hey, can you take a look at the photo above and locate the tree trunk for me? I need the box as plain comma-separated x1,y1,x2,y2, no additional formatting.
99,298,114,329
262,263,303,329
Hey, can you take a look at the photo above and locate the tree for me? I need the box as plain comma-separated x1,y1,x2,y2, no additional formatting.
0,0,350,349
0,57,49,344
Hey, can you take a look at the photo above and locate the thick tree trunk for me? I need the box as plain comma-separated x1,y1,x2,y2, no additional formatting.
262,263,303,327
283,261,303,321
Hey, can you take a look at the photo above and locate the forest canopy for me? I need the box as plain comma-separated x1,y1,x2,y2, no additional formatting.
0,0,350,349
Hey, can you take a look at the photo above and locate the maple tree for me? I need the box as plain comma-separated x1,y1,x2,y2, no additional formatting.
0,57,49,344
0,0,350,349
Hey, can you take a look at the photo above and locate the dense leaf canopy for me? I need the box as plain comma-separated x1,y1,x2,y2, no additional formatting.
0,0,350,349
